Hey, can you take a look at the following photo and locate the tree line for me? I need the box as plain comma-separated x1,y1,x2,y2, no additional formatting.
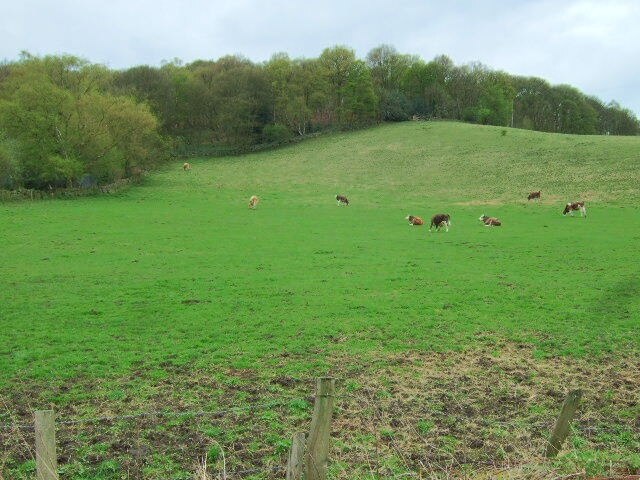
1,46,638,190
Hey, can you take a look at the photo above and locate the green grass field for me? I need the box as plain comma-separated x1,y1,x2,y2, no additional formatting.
1,122,639,479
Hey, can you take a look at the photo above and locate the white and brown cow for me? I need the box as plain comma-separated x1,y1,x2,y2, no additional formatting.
183,162,192,171
562,201,586,217
336,194,349,206
406,215,425,226
479,214,502,226
429,213,451,232
527,190,541,201
249,195,260,209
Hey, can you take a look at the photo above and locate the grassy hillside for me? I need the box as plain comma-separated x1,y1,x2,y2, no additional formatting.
1,122,639,479
190,121,640,203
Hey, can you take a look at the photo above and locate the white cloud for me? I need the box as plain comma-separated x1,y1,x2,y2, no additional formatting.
561,1,638,41
1,0,639,115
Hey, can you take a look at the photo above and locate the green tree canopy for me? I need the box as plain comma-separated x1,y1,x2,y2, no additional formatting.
0,54,165,189
1,47,637,191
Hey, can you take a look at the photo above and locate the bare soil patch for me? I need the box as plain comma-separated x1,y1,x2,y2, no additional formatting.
2,344,638,479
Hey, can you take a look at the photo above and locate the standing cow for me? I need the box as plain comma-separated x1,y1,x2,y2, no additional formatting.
562,201,586,217
249,195,260,209
336,194,349,206
429,214,451,232
527,190,541,201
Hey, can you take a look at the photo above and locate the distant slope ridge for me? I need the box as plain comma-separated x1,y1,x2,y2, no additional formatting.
190,121,640,203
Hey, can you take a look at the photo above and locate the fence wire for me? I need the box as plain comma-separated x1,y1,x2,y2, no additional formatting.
226,464,285,478
0,398,289,430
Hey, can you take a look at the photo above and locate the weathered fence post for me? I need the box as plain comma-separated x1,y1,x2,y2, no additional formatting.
286,432,306,480
304,377,335,480
545,389,583,458
35,410,59,480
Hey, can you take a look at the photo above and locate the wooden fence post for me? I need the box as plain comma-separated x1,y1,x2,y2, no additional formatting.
35,410,59,480
304,377,335,480
545,389,583,458
286,432,306,480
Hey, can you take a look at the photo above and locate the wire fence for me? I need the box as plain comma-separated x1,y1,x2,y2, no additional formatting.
1,380,637,480
0,395,555,432
226,464,285,478
0,396,295,478
0,402,285,430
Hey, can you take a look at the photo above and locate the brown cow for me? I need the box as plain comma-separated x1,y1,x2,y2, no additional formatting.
406,215,425,226
429,213,451,232
249,195,260,209
479,214,502,226
336,194,349,206
183,162,192,171
562,201,586,217
527,190,541,201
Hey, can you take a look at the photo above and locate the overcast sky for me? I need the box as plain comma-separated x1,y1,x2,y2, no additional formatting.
2,0,639,116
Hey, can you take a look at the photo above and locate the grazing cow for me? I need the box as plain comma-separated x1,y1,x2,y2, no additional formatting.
336,194,349,206
249,195,260,209
479,214,502,227
183,162,192,171
406,215,425,226
562,201,586,217
527,190,541,201
429,214,451,232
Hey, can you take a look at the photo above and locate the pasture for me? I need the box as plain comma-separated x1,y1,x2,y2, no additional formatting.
1,121,639,479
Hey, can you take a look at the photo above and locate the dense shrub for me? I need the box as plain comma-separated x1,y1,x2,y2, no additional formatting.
262,123,293,144
0,55,166,190
0,133,19,189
